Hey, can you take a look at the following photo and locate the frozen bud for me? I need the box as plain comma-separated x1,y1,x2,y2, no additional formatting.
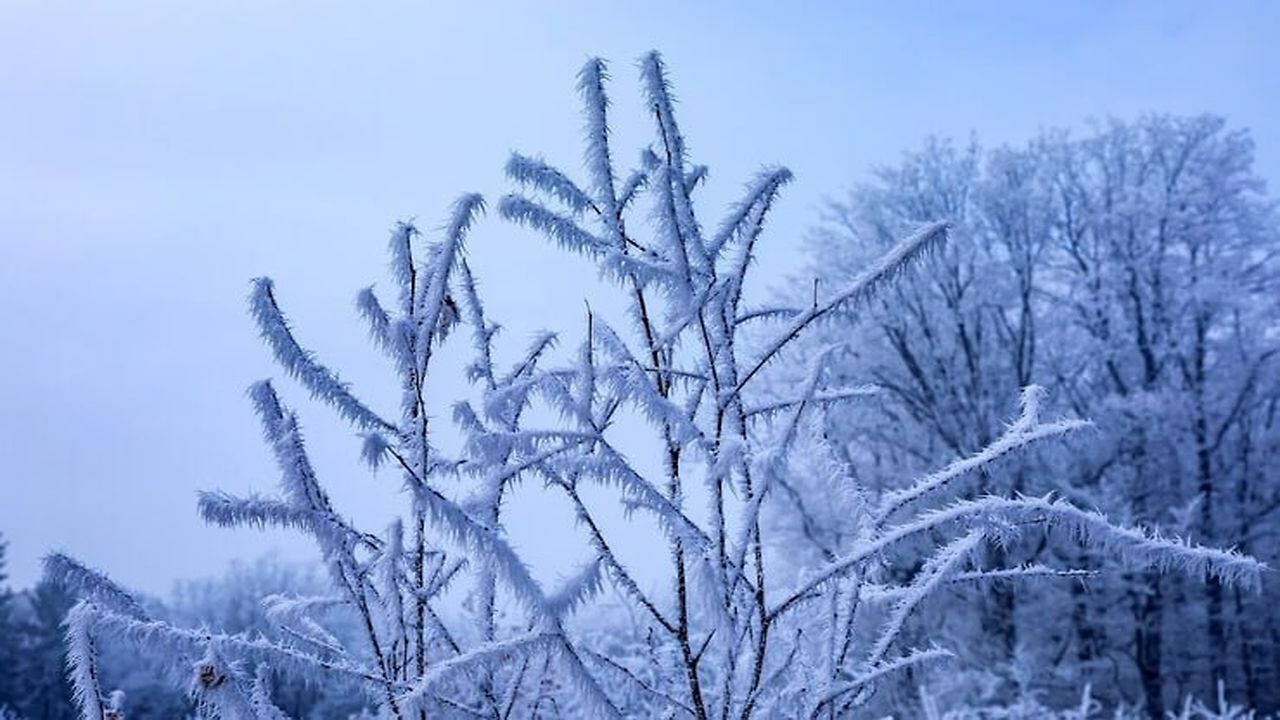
196,660,226,689
105,689,126,719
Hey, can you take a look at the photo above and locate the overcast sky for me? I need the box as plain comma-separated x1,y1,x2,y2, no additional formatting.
2,1,1277,596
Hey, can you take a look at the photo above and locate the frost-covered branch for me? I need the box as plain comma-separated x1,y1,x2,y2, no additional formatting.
249,278,394,433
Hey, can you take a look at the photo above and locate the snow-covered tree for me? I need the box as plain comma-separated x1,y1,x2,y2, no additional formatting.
46,56,1265,719
802,116,1280,716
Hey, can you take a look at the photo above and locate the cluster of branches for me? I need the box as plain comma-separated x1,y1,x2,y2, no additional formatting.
47,54,1265,720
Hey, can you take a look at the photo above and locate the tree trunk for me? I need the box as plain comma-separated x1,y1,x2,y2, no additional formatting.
1134,574,1165,720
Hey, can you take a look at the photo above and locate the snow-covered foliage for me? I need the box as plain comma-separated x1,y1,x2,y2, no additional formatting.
45,56,1265,719
799,121,1280,716
914,681,1277,720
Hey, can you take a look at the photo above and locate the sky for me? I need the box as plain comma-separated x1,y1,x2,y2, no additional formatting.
1,1,1278,596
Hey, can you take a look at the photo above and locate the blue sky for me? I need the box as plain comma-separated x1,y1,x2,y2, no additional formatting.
2,1,1277,595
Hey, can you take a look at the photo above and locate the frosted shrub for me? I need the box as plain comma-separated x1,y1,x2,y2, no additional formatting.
48,53,1263,719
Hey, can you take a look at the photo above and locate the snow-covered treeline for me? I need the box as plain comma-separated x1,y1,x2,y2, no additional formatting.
798,119,1280,716
40,56,1268,719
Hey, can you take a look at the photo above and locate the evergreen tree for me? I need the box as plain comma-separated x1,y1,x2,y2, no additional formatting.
0,533,21,715
15,577,78,720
